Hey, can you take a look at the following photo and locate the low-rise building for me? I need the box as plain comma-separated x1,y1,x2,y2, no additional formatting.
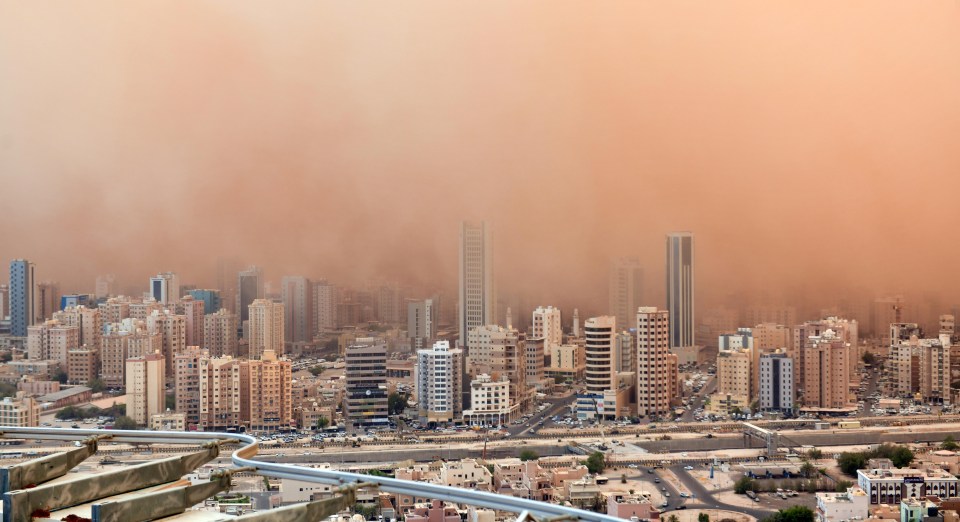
606,492,661,520
817,486,869,522
150,411,186,431
857,467,960,504
405,500,461,522
0,392,39,427
439,459,493,491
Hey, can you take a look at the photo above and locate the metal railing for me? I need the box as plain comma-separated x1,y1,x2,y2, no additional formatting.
0,427,623,522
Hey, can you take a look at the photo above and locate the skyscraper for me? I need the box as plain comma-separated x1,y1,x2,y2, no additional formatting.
666,232,695,349
10,259,36,337
281,276,313,344
416,340,464,423
583,316,616,395
237,266,263,326
312,280,337,334
608,258,643,332
149,272,179,305
126,352,165,426
458,221,494,347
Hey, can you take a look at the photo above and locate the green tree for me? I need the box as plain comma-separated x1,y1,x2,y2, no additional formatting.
0,382,17,398
86,378,105,393
835,480,854,492
316,416,330,430
807,448,823,460
763,506,815,522
309,365,325,377
668,516,680,522
388,392,408,415
0,352,12,363
699,513,710,522
734,476,755,494
53,369,68,384
519,449,539,461
800,461,818,478
862,352,877,366
890,445,914,468
113,415,139,430
943,435,959,451
837,452,868,476
585,451,605,474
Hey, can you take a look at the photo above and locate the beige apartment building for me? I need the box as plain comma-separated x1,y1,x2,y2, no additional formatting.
247,299,284,359
466,325,527,409
53,305,103,352
0,393,39,427
147,309,186,374
802,330,851,409
174,295,205,349
126,352,165,426
546,343,586,381
27,320,79,363
66,346,98,385
636,307,673,417
204,309,239,357
240,349,293,432
198,354,242,431
711,347,753,412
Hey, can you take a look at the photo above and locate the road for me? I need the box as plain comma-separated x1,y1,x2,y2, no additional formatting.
509,394,577,436
669,465,775,519
681,375,717,423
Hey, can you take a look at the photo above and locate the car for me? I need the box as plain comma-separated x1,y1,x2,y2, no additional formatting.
679,493,688,498
684,465,694,470
628,464,639,469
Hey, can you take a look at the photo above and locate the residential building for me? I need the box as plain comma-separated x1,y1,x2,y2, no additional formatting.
129,299,163,321
459,221,495,346
344,339,389,432
100,296,132,324
247,299,284,358
36,281,61,322
312,280,337,334
793,317,858,388
759,351,794,412
27,320,79,363
101,320,161,389
753,323,791,351
198,353,241,431
240,350,293,432
606,493,661,521
608,258,644,337
406,500,462,522
126,352,165,426
531,306,563,354
636,307,673,417
0,393,39,427
66,346,98,385
440,459,493,491
583,316,616,395
525,337,545,390
802,330,851,409
10,259,36,337
416,341,463,423
744,305,797,331
466,325,526,409
95,274,115,299
614,331,634,373
719,328,754,352
174,296,205,349
462,374,515,426
281,276,313,344
151,411,186,431
174,346,203,428
546,343,586,382
204,309,238,358
147,309,186,374
816,486,869,522
666,232,695,349
408,298,439,351
53,305,103,352
712,348,752,413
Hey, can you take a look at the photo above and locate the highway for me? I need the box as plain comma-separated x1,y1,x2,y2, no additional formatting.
669,465,775,519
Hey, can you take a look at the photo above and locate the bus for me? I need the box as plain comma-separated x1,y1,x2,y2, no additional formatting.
837,421,861,429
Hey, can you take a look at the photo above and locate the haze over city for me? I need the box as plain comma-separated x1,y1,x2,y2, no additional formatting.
2,2,959,312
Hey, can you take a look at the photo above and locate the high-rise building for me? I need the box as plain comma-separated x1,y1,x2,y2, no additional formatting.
281,276,313,344
147,309,186,374
546,344,586,381
101,319,160,389
247,299,284,359
377,284,404,324
237,266,263,327
130,299,163,321
583,316,616,395
802,330,850,409
67,346,98,385
36,281,61,322
408,298,439,351
458,221,494,347
240,350,292,432
524,337,545,390
174,346,203,428
344,339,389,432
719,328,754,352
608,258,643,332
636,308,673,417
753,323,791,351
149,272,179,305
712,348,752,413
10,259,36,337
204,309,238,357
793,317,859,388
744,305,797,331
919,336,951,405
188,289,222,315
666,233,695,349
197,351,241,431
759,351,794,412
0,393,40,427
53,305,103,351
312,280,337,334
27,320,79,363
95,274,115,299
531,306,562,354
0,284,8,320
174,295,205,348
126,352,165,426
416,341,464,423
613,331,635,373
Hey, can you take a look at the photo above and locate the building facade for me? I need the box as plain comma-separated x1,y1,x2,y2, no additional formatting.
459,221,495,347
666,232,695,348
416,340,464,423
636,307,673,417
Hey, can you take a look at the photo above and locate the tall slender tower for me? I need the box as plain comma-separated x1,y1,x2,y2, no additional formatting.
10,259,36,337
458,221,494,347
636,307,672,417
281,276,312,344
237,266,263,326
666,232,695,348
608,257,644,332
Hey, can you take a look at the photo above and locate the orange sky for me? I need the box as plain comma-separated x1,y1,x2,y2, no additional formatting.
1,2,958,314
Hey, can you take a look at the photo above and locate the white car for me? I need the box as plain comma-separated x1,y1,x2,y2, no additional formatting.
684,465,694,470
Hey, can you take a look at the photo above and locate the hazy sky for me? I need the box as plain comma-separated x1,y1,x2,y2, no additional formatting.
1,2,958,314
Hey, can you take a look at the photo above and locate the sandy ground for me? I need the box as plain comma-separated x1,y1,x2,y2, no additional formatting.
665,509,756,522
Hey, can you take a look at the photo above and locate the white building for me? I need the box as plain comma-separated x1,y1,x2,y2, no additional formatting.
759,351,794,412
126,352,166,426
856,467,960,504
458,221,495,347
584,316,616,395
816,486,869,522
416,341,463,423
462,374,516,426
719,328,754,353
531,306,563,354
